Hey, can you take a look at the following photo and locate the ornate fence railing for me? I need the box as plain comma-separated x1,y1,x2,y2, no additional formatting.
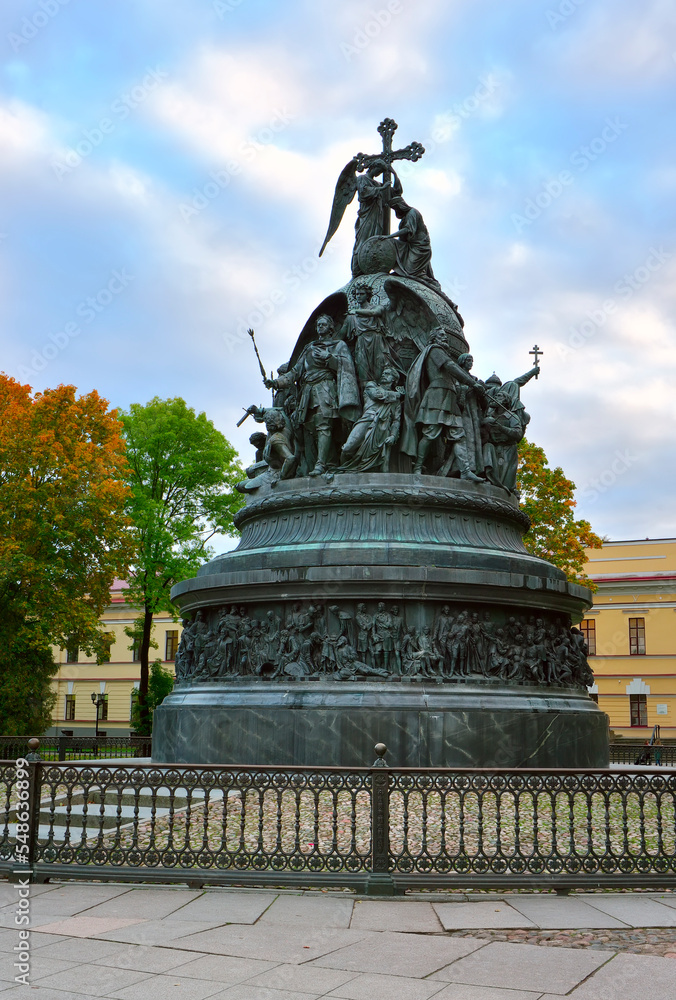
1,741,675,893
608,742,676,766
0,736,152,762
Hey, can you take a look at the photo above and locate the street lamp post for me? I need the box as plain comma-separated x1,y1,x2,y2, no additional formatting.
90,692,105,740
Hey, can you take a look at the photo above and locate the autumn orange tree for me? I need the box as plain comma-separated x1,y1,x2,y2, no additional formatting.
0,376,133,734
517,438,603,588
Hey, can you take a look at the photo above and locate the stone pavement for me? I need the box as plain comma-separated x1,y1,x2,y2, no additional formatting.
0,882,675,998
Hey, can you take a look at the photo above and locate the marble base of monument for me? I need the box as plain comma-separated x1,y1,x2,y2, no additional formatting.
152,680,607,768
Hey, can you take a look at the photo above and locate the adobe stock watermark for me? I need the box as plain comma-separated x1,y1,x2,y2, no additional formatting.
213,0,245,17
546,0,587,30
16,269,134,380
511,117,628,233
8,0,74,53
50,67,168,179
392,69,503,190
557,247,671,359
431,75,502,143
439,275,467,300
222,241,335,355
578,450,638,505
339,1,404,62
13,757,31,986
179,108,295,223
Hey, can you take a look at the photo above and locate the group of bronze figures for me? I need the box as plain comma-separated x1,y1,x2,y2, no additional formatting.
241,304,538,493
175,603,593,690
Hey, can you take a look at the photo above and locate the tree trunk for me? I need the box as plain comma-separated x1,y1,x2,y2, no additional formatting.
138,606,154,735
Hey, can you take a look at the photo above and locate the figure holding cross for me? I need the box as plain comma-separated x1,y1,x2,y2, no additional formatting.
319,118,426,276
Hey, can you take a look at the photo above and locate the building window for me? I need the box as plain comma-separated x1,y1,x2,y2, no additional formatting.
66,643,79,664
589,693,599,704
580,619,596,655
97,633,114,665
165,630,179,661
630,693,648,727
130,688,138,721
131,640,140,662
629,618,646,656
64,695,76,721
98,694,109,722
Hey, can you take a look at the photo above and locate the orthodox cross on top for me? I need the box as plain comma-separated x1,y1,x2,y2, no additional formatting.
354,118,425,235
529,344,543,377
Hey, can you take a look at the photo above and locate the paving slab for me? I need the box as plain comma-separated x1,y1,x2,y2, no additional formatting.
650,893,676,910
430,988,543,1000
29,964,150,996
581,895,676,927
430,941,613,993
31,915,143,938
0,988,96,999
260,895,354,929
246,963,358,994
506,896,628,929
172,923,374,964
311,931,484,978
432,901,536,930
108,974,227,1000
0,954,76,985
0,885,57,908
22,884,133,913
93,918,220,946
210,987,320,1000
27,936,128,964
11,933,66,950
83,887,202,920
0,930,21,953
169,891,278,925
173,953,279,984
0,912,76,930
539,951,676,999
326,971,445,999
94,943,203,973
350,901,442,933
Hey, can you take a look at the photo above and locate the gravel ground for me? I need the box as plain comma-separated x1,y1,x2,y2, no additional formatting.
447,926,676,957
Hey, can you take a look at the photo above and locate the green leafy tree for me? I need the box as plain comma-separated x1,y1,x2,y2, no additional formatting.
121,398,244,732
130,660,174,735
517,438,603,588
0,607,57,736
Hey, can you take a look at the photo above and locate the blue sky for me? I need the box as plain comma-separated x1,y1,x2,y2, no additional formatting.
1,0,675,548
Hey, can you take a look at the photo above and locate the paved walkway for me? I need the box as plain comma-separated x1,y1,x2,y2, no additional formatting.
1,882,675,998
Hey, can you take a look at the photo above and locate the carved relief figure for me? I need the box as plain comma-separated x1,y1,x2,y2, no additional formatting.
174,601,594,693
355,603,373,666
372,602,395,672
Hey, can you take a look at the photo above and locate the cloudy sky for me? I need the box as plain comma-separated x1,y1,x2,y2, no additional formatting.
1,0,674,548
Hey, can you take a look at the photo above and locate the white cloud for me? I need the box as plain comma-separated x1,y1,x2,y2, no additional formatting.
542,0,676,86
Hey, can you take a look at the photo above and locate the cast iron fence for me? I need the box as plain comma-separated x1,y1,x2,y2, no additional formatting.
1,741,675,893
608,743,676,766
0,736,152,762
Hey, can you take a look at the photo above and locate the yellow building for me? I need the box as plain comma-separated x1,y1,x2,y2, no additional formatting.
581,538,676,738
46,580,181,737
